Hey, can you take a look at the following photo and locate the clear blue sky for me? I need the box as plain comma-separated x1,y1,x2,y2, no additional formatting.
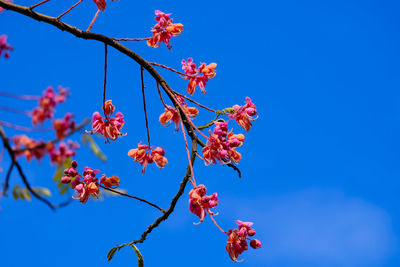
1,0,400,266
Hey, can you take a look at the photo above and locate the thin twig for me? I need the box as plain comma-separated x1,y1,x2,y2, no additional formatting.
56,0,82,20
149,62,191,77
102,44,108,117
113,37,151,41
125,139,198,246
197,114,221,130
100,185,165,213
172,90,227,114
140,66,151,147
87,9,100,32
2,162,14,196
0,105,31,115
0,121,51,132
180,119,196,187
29,0,49,10
156,82,170,109
0,91,40,100
13,118,90,153
0,125,55,210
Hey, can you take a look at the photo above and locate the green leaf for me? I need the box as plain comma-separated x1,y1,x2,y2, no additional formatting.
12,185,19,200
52,158,71,195
81,135,107,162
131,244,144,267
107,247,118,262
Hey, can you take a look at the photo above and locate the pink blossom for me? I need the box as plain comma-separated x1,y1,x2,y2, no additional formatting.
31,86,70,125
46,140,79,165
53,113,75,140
202,121,245,165
181,58,217,95
147,10,183,49
62,161,109,204
128,143,168,174
92,0,117,11
228,97,258,132
189,184,219,223
88,100,125,143
159,96,198,132
12,135,46,162
0,34,13,59
226,220,261,262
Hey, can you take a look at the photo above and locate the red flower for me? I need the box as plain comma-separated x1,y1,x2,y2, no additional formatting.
147,10,183,49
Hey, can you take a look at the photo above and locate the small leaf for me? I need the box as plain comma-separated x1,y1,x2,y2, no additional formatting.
82,135,107,162
107,247,118,262
12,185,19,200
131,244,144,267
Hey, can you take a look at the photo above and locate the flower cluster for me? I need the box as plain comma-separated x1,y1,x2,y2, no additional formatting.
0,34,13,59
128,143,168,174
147,10,183,49
159,96,198,132
93,0,117,11
189,184,219,223
228,97,258,132
202,121,245,165
61,160,120,204
47,141,79,165
226,220,262,262
89,100,125,143
0,0,12,13
13,135,46,162
12,135,79,165
181,58,217,95
53,113,76,139
31,86,69,125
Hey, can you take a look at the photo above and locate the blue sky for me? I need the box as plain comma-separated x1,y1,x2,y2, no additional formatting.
1,0,400,266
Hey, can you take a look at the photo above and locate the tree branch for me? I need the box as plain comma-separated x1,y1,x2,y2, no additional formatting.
12,118,90,154
118,139,198,246
0,0,199,143
0,125,55,210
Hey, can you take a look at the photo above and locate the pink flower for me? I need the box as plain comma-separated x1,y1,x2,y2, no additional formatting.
0,34,13,59
46,140,79,166
181,58,217,95
31,86,70,125
62,161,114,204
228,97,258,132
88,100,125,143
128,143,168,174
92,0,117,11
189,184,219,223
202,121,245,165
225,220,261,262
12,135,46,162
147,10,183,49
250,239,262,249
0,0,12,13
159,97,198,132
100,174,120,188
53,113,75,140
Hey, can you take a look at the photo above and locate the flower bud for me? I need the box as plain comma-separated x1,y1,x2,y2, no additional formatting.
247,229,256,236
250,239,262,249
71,160,78,168
61,176,71,184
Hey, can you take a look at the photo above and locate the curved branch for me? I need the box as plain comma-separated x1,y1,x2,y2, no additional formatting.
0,125,55,210
100,185,165,213
117,139,198,246
0,0,199,143
2,162,14,196
12,118,90,153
